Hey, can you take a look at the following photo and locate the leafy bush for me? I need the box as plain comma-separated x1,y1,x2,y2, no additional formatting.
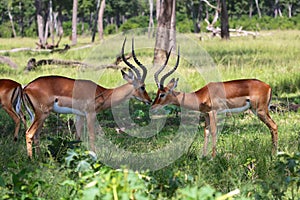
104,24,117,35
119,16,149,32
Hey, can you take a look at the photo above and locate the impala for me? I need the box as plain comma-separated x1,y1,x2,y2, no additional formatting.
23,39,152,158
151,48,278,157
0,79,27,140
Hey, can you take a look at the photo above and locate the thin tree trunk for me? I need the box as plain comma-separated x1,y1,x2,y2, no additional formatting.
92,0,101,42
72,0,78,45
148,0,154,38
35,0,45,45
170,0,176,49
98,0,106,40
249,0,253,18
255,0,261,18
49,0,54,46
220,0,229,40
8,9,17,37
288,4,292,18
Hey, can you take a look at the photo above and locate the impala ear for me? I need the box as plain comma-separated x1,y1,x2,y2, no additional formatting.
166,78,179,91
121,69,135,82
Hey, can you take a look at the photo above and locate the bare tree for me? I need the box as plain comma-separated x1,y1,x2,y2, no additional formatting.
154,0,176,65
98,0,106,40
72,0,78,45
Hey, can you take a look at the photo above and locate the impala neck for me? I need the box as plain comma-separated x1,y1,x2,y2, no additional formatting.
96,83,135,110
174,91,201,111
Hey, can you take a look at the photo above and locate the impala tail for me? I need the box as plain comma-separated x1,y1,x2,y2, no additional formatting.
11,86,23,116
22,92,35,123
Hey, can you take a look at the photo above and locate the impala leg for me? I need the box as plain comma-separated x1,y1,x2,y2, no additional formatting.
86,112,96,152
26,114,47,158
257,110,278,153
203,114,210,157
19,110,27,130
75,115,85,140
3,106,21,141
209,111,218,157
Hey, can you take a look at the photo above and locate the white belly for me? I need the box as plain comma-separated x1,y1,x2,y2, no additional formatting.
53,101,85,116
218,100,250,114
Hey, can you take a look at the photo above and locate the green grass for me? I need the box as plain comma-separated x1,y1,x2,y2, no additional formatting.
0,30,300,199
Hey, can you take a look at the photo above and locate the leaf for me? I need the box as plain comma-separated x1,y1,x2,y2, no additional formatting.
65,149,78,167
61,180,76,187
76,160,92,172
82,187,99,200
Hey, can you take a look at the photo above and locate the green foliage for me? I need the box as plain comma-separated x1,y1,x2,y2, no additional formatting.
230,15,300,31
0,22,13,38
176,13,194,33
119,16,149,32
104,24,117,35
62,149,150,199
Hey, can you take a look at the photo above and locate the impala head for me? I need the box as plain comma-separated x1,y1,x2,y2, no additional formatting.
151,47,180,110
121,38,152,105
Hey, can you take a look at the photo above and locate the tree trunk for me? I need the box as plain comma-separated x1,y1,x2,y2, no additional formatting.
49,0,54,46
8,9,17,38
249,0,253,18
35,0,46,45
154,0,176,65
98,0,106,40
92,0,101,42
220,0,229,40
54,8,64,37
194,0,203,33
255,0,261,18
148,0,154,38
288,4,292,18
156,0,161,20
274,0,282,18
169,0,176,49
72,0,78,45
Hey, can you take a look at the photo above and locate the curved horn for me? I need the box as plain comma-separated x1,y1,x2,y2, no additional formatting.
122,38,141,79
131,38,147,82
160,46,180,88
154,47,173,89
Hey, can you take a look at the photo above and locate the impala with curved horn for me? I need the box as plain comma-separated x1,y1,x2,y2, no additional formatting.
23,38,152,158
151,48,278,157
0,79,27,140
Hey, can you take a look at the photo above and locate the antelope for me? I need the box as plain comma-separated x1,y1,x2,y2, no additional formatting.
151,48,278,157
23,39,152,158
0,79,27,140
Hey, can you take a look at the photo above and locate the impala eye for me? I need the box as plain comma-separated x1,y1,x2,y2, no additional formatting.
159,93,165,98
140,86,145,91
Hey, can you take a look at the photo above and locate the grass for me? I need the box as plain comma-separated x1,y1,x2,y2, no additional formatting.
0,30,300,199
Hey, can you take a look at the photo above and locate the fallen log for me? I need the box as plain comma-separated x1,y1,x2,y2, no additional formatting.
0,56,18,69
